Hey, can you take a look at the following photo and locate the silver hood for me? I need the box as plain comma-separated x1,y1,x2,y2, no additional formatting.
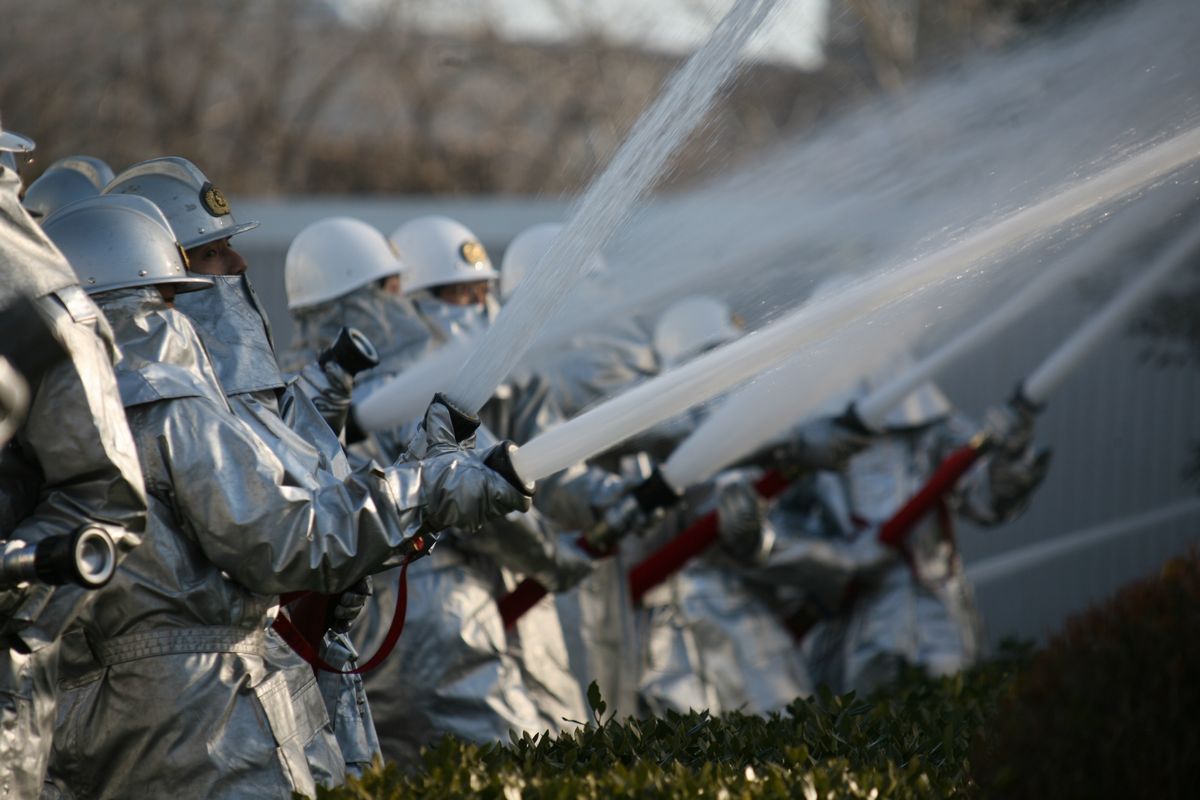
174,274,284,396
95,287,228,407
285,283,432,379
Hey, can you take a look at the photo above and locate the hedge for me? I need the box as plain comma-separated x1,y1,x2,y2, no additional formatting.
314,652,1025,799
315,551,1200,799
972,551,1200,799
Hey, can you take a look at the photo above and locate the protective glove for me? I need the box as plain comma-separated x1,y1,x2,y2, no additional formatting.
983,404,1052,518
302,327,380,437
985,403,1035,456
300,358,354,436
329,576,372,633
582,467,679,551
773,415,873,472
715,476,772,563
413,398,533,534
546,534,596,592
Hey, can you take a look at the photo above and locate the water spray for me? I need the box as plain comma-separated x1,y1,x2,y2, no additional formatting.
353,338,476,433
627,218,1200,602
509,125,1200,488
444,0,781,415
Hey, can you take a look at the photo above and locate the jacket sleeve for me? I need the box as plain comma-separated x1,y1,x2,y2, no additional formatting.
2,289,147,649
929,414,1038,528
135,395,429,596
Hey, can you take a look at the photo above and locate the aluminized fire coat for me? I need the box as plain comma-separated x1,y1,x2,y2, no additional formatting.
176,274,379,781
357,547,544,767
357,423,589,763
773,410,1037,695
352,292,606,753
521,323,657,718
533,319,659,421
47,289,524,799
284,284,431,383
0,168,146,800
635,474,813,717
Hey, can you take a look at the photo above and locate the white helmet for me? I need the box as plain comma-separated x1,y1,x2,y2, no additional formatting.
42,195,212,295
285,217,405,309
23,156,114,219
653,295,742,368
499,222,608,302
389,215,498,295
104,156,258,250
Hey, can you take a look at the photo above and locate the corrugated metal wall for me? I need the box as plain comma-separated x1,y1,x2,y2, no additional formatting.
943,284,1200,648
234,196,1200,649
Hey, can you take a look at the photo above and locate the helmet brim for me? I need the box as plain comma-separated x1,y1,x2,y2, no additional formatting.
182,219,261,251
405,267,500,295
0,130,35,153
80,274,215,296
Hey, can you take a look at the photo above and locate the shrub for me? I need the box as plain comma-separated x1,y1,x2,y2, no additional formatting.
314,653,1026,799
972,551,1200,799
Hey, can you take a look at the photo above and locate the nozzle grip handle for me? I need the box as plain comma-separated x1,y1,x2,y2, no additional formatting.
834,402,877,436
432,392,481,443
484,441,535,497
631,469,681,514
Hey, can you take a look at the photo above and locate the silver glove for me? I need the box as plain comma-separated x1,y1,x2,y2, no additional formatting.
329,576,372,633
412,399,533,534
774,415,873,472
983,404,1051,518
295,358,355,437
715,476,772,563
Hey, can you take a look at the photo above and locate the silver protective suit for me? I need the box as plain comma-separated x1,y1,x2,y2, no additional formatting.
635,472,812,717
533,319,659,421
0,168,146,800
519,323,658,718
358,420,591,764
357,295,592,761
770,406,1037,695
47,289,524,799
175,274,378,782
356,546,543,767
283,283,432,384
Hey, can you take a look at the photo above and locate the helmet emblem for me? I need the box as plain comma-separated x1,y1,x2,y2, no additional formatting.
460,240,488,268
199,182,231,217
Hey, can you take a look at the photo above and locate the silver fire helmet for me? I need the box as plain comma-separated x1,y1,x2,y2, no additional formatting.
42,194,213,295
103,156,258,250
23,156,115,219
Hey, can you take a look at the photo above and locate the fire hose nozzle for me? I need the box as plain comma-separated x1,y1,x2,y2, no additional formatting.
484,440,535,497
631,468,682,515
834,402,879,437
1008,383,1045,419
0,526,117,589
319,327,380,377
